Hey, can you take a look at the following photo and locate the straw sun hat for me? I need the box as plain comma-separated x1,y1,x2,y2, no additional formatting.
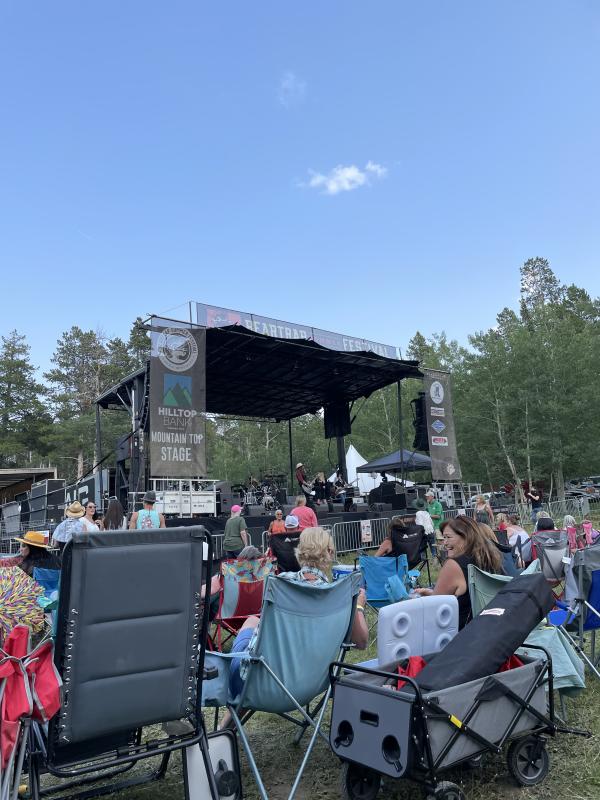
65,501,85,518
13,530,51,549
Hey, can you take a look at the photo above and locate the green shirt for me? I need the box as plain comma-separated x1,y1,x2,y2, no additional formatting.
426,500,444,531
223,515,248,551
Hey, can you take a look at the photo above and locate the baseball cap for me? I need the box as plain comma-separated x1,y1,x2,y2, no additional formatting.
231,504,242,513
285,514,299,528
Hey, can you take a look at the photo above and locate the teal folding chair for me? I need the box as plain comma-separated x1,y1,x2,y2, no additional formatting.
358,554,409,609
202,571,361,800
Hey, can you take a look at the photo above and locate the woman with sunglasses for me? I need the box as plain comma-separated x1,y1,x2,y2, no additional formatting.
81,501,100,532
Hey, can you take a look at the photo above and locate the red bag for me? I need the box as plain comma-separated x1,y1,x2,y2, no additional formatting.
397,656,427,689
498,655,524,672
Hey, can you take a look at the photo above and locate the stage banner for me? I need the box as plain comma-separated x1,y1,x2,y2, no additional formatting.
195,302,398,359
423,369,462,481
149,321,206,477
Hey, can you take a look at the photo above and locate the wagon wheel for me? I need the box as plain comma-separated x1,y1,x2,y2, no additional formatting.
426,781,466,800
340,762,381,800
507,736,550,786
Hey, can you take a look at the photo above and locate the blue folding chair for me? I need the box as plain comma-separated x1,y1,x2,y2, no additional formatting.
358,553,409,609
33,566,61,636
202,572,361,800
33,566,61,598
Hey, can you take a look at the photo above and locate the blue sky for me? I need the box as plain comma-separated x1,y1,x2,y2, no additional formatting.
2,1,599,373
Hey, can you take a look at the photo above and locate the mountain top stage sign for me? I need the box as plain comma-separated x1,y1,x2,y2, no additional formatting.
195,302,399,360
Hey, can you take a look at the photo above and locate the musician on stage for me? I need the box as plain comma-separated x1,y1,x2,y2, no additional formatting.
313,472,326,505
295,462,310,500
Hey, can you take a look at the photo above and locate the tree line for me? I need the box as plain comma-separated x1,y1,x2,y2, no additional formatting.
1,258,599,501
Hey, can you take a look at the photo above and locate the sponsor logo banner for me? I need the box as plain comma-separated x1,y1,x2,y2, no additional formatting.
196,302,398,359
150,321,206,477
423,370,462,481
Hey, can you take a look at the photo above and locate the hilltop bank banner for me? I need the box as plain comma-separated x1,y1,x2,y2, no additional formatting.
423,369,462,482
150,321,206,477
196,302,399,359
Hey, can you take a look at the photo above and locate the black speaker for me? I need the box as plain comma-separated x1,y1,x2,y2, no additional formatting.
373,502,393,512
391,492,407,510
276,488,287,505
324,401,351,439
411,392,429,452
116,433,131,462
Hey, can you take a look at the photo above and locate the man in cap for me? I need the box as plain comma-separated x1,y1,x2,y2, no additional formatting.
268,514,301,572
425,489,443,555
223,504,249,558
129,490,166,530
51,500,86,552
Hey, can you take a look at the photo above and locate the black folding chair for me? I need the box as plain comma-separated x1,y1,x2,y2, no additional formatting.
26,526,241,800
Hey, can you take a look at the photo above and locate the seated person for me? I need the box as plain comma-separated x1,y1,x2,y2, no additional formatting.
268,515,301,572
563,514,577,531
415,516,503,629
14,530,61,578
581,516,600,542
535,515,556,532
224,527,367,720
479,523,519,577
375,515,426,564
494,512,509,531
506,514,529,547
291,496,318,531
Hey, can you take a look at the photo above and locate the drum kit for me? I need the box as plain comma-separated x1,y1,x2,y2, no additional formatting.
242,472,286,511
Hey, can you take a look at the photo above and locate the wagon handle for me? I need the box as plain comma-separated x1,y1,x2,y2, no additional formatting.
329,661,424,703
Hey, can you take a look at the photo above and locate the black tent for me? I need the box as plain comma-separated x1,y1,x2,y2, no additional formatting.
356,448,431,474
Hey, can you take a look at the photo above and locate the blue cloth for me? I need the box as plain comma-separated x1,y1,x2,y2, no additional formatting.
229,627,255,698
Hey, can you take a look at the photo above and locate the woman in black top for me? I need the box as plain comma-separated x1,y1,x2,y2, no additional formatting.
375,515,426,568
415,516,503,628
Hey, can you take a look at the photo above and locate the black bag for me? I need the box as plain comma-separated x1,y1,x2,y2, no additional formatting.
416,572,554,692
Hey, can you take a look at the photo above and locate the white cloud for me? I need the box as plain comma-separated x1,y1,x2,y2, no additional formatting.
278,71,307,108
365,160,388,179
304,162,387,196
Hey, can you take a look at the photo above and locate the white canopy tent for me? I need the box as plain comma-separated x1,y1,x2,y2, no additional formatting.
328,444,413,495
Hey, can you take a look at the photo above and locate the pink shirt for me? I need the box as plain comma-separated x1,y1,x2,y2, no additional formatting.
291,505,318,531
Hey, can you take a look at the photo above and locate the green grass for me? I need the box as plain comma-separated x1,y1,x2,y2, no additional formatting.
35,529,600,800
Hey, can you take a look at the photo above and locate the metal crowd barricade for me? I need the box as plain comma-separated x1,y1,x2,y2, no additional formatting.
331,517,392,555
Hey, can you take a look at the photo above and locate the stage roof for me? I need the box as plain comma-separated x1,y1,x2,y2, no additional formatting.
356,448,432,474
97,324,422,421
0,467,57,492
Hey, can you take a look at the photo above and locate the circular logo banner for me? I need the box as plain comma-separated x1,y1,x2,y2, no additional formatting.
429,380,445,404
157,328,198,373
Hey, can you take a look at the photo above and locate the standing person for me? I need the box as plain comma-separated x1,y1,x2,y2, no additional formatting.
526,485,542,523
291,495,318,531
129,491,166,530
295,463,310,500
81,500,100,533
103,498,126,531
223,504,249,559
425,489,443,554
474,495,494,525
313,472,326,505
268,509,286,535
51,501,85,553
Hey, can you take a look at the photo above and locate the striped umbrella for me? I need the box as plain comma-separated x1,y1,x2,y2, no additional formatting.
0,568,44,643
